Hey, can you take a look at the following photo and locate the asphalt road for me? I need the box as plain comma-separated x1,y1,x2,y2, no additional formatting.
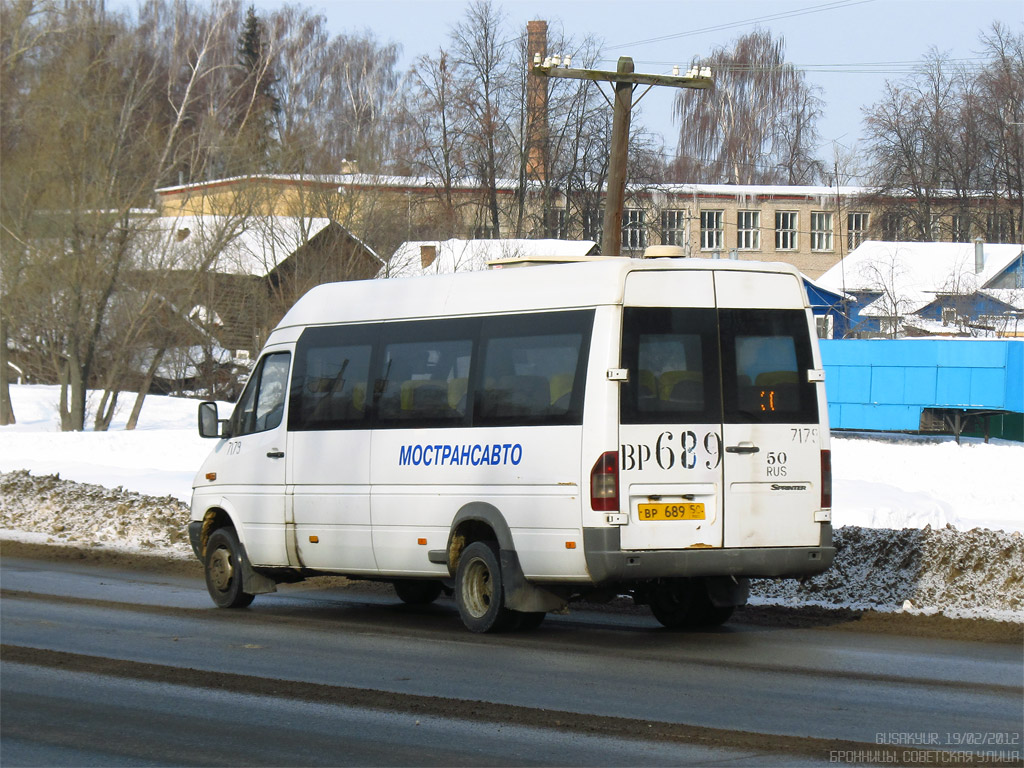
1,554,1022,767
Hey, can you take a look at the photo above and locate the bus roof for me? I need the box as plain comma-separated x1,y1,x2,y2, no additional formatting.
274,256,804,330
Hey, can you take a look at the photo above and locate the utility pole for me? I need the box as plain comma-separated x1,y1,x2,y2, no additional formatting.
532,56,712,256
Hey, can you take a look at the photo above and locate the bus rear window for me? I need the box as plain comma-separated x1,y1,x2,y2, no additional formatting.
720,309,818,424
620,307,721,425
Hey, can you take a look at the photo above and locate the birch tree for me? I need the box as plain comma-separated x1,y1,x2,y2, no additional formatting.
670,29,824,185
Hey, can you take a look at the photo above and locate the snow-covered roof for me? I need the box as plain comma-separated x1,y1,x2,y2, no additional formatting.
155,172,523,196
979,288,1024,311
802,272,852,302
650,183,867,199
132,214,335,277
156,174,871,200
815,241,1024,316
383,238,600,278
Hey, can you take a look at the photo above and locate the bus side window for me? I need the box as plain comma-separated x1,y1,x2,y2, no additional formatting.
476,311,592,427
289,325,374,431
374,318,475,428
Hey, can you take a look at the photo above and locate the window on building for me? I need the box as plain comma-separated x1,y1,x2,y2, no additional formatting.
775,211,797,250
622,208,647,252
736,210,760,250
543,208,566,239
810,212,833,251
929,214,943,242
473,224,495,239
583,209,603,243
700,210,723,251
881,213,902,241
815,315,834,339
661,209,687,247
987,214,1012,244
952,215,971,243
848,212,869,249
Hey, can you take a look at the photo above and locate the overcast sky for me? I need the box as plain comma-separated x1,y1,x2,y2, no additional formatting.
256,0,1021,169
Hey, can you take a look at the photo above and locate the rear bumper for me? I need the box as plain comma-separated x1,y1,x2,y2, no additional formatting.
583,524,834,584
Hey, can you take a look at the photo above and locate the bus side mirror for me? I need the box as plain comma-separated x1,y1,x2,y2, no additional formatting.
198,401,228,439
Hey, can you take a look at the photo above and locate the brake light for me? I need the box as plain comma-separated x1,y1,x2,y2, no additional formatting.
590,451,619,511
820,449,832,510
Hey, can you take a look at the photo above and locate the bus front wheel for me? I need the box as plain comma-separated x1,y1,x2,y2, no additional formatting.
204,527,256,609
455,541,516,633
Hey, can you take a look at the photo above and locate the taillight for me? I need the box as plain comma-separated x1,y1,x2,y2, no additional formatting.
590,451,619,511
820,449,832,510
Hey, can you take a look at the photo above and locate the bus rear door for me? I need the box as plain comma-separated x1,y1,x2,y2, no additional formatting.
715,271,824,549
617,270,724,551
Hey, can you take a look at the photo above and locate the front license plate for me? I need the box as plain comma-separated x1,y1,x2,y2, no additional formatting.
637,502,705,521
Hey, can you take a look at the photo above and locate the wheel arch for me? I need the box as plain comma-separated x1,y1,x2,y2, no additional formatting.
195,504,244,559
446,502,567,615
445,502,514,574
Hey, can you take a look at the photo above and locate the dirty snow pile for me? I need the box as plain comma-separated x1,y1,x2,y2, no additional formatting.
1,384,1023,620
749,525,1024,620
0,469,192,555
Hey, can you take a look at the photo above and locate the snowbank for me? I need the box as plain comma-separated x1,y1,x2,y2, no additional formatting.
750,525,1024,621
0,385,221,501
2,384,1023,621
3,384,1020,532
3,469,1022,621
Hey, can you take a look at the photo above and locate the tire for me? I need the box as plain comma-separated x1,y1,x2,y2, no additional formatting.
647,578,694,629
455,540,516,633
204,527,256,609
393,579,444,605
685,582,735,627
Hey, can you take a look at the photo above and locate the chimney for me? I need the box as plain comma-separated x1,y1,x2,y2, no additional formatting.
526,20,548,182
974,236,985,273
420,245,437,269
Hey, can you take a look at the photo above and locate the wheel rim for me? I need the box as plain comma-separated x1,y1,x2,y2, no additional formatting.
209,545,234,592
462,556,493,619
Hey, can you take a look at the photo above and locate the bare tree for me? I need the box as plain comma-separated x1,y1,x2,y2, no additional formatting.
405,48,469,234
864,25,1024,243
450,0,510,237
977,23,1024,242
669,29,824,185
855,250,914,338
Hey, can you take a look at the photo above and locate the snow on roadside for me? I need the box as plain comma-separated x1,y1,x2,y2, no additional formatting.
0,385,221,501
1,470,193,557
750,525,1024,622
2,384,1023,621
2,468,1021,621
830,436,1024,534
3,384,1022,532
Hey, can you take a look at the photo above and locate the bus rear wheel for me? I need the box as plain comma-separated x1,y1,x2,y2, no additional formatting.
455,541,516,633
204,527,256,609
647,578,694,629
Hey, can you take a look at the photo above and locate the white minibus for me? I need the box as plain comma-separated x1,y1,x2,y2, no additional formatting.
190,256,834,632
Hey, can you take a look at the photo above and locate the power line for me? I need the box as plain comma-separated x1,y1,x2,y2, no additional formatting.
603,0,877,51
595,58,991,76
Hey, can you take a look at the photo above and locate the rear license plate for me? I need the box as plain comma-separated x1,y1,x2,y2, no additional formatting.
637,502,705,521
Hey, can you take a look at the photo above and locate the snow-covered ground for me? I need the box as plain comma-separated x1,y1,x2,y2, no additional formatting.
2,384,1022,621
2,384,1021,533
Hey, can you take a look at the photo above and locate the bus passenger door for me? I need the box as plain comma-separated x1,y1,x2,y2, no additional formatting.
287,326,377,573
618,271,725,551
